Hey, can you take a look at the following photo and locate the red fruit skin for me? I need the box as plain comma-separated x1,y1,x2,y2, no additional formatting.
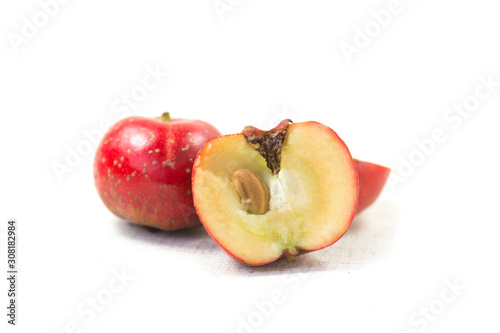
355,159,391,214
94,115,221,231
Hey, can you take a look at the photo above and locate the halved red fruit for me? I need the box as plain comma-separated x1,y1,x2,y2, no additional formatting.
354,159,391,214
192,120,359,266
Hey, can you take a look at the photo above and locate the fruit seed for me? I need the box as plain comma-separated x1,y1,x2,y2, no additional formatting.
231,169,270,215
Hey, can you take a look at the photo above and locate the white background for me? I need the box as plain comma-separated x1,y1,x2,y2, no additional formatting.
1,0,500,332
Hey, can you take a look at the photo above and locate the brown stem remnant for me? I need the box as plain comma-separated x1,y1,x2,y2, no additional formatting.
241,119,292,175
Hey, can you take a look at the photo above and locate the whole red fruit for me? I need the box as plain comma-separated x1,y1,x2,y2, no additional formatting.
94,112,221,231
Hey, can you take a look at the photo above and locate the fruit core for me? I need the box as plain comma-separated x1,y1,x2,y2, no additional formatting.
231,119,292,216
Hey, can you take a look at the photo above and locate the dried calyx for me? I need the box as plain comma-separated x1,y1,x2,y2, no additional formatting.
242,119,292,175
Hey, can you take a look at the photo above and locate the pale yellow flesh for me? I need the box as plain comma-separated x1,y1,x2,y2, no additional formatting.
193,122,358,265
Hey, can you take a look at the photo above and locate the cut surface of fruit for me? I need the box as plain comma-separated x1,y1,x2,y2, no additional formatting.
192,121,358,265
